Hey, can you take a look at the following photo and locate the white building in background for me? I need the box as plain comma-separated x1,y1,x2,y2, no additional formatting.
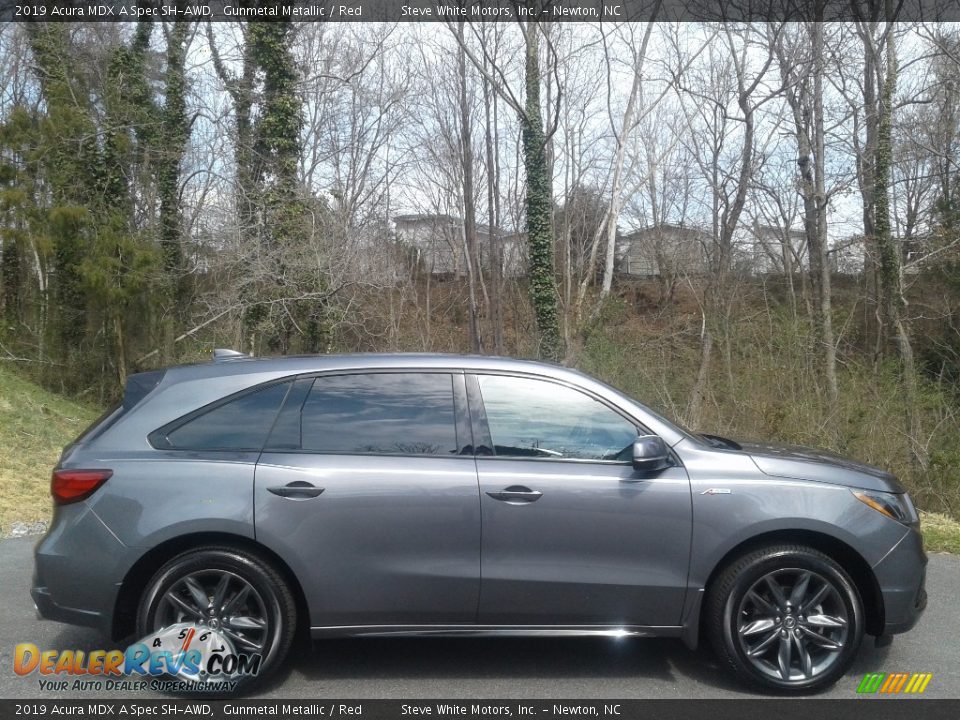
747,224,870,276
830,236,866,275
391,214,870,281
393,214,524,278
617,224,711,277
750,224,808,274
616,221,871,278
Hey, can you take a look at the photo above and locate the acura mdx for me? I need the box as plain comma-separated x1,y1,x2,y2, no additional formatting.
33,352,927,692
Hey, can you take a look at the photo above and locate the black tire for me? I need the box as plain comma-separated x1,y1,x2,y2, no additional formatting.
705,544,864,694
136,546,297,690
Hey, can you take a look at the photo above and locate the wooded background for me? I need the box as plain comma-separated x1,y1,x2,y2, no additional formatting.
1,6,959,516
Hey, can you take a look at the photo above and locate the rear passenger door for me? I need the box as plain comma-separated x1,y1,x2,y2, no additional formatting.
254,371,481,628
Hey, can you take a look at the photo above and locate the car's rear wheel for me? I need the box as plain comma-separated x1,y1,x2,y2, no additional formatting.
706,544,864,693
136,547,296,689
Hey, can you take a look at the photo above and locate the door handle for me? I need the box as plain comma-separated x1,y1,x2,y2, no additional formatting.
267,481,325,499
486,486,543,503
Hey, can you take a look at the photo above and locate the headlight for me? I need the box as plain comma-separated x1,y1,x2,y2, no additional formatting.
851,489,919,525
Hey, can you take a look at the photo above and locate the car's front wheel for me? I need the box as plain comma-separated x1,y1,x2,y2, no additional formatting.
136,546,297,689
706,544,864,693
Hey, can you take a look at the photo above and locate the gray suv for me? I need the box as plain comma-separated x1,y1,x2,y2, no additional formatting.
33,352,927,692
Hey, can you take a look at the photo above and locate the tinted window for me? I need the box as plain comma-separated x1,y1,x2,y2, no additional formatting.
300,373,457,455
264,377,314,451
477,375,637,461
158,381,290,451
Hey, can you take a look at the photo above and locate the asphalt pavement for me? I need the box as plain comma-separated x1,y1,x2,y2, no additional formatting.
0,537,956,699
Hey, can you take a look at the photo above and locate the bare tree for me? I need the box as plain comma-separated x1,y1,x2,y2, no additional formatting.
449,7,563,360
480,21,506,354
770,21,840,410
456,21,484,352
672,23,784,427
850,11,926,467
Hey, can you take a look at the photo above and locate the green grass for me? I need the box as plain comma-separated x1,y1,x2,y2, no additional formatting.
920,512,960,554
0,363,99,536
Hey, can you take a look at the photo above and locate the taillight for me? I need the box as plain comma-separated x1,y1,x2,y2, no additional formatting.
51,469,112,505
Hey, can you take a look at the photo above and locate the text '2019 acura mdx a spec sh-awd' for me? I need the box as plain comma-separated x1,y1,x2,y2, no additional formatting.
33,351,927,692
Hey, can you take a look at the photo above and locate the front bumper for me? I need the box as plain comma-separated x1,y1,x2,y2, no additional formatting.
872,526,927,635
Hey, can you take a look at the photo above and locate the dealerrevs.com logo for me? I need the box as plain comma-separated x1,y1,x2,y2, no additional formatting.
856,672,933,695
13,623,261,693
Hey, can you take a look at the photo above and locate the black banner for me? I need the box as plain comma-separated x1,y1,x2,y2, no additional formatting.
2,700,960,720
1,0,959,23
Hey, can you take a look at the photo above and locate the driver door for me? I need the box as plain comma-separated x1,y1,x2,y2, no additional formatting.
470,373,692,627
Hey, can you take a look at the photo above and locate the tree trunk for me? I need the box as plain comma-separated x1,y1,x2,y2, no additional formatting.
522,19,561,361
780,21,839,411
686,314,713,429
482,63,504,354
873,23,900,357
1,233,21,323
599,21,658,300
457,22,482,353
871,12,926,467
112,309,127,389
158,19,190,311
858,21,882,357
812,22,839,411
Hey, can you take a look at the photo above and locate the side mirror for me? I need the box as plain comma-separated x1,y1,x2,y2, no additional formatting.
632,435,671,472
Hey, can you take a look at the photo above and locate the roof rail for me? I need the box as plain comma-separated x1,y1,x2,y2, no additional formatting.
212,348,250,362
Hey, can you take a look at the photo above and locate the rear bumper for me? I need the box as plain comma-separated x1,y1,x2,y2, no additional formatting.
873,526,927,635
31,505,130,638
31,585,110,635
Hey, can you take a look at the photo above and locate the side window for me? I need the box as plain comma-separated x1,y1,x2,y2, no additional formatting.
264,377,313,451
476,375,637,461
300,373,458,456
152,381,290,451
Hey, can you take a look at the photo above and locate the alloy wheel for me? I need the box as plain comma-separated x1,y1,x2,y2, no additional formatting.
735,568,849,683
153,569,269,655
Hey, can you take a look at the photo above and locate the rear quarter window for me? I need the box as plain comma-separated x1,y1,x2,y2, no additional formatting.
149,381,291,451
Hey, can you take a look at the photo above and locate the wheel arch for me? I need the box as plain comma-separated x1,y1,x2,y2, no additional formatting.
699,529,884,638
111,532,310,643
